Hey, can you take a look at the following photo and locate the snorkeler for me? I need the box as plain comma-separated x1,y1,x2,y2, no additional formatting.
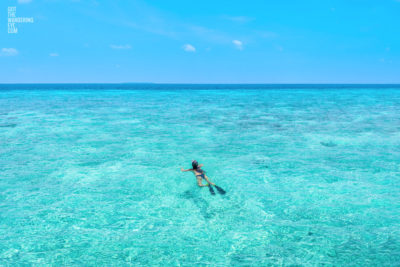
181,160,215,187
181,160,226,195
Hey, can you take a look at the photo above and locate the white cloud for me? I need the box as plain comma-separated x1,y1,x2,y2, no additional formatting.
49,52,59,57
183,44,196,52
232,40,243,50
110,44,131,50
0,48,18,56
18,0,32,3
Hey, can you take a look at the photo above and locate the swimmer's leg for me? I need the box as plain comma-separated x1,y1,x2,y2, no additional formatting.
204,175,215,186
208,184,215,195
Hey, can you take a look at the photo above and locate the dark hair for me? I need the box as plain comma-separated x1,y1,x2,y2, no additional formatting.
192,160,204,173
192,160,198,169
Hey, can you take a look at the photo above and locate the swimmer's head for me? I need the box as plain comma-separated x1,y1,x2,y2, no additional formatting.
192,160,198,169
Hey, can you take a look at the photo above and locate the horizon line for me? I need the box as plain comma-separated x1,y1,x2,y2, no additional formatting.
1,83,400,85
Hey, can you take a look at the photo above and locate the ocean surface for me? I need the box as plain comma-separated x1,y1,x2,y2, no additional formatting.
1,84,400,266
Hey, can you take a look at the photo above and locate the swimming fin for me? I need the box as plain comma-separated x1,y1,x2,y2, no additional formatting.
208,184,216,195
214,185,226,195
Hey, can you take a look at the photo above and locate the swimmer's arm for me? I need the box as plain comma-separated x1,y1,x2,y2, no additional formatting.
181,168,193,172
198,164,204,168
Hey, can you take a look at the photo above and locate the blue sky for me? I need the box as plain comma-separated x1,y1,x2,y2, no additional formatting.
1,0,399,83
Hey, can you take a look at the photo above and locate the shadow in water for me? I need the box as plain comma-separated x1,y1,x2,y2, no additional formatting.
321,141,337,147
180,190,215,219
0,123,17,128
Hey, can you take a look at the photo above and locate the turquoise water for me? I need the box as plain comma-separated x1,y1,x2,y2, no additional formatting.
1,84,400,266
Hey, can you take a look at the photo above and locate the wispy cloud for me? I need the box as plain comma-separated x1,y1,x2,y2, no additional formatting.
78,2,237,46
183,44,196,52
232,40,243,50
186,25,232,44
18,0,32,3
110,44,131,50
49,52,59,57
221,15,254,23
80,2,178,39
0,48,18,56
79,2,251,50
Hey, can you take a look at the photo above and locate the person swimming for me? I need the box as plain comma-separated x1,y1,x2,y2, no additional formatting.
181,160,216,187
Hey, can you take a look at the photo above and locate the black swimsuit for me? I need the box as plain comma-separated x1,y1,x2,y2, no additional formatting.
195,169,205,179
196,173,205,179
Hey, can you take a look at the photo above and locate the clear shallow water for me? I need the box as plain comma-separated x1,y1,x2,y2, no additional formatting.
1,84,400,266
